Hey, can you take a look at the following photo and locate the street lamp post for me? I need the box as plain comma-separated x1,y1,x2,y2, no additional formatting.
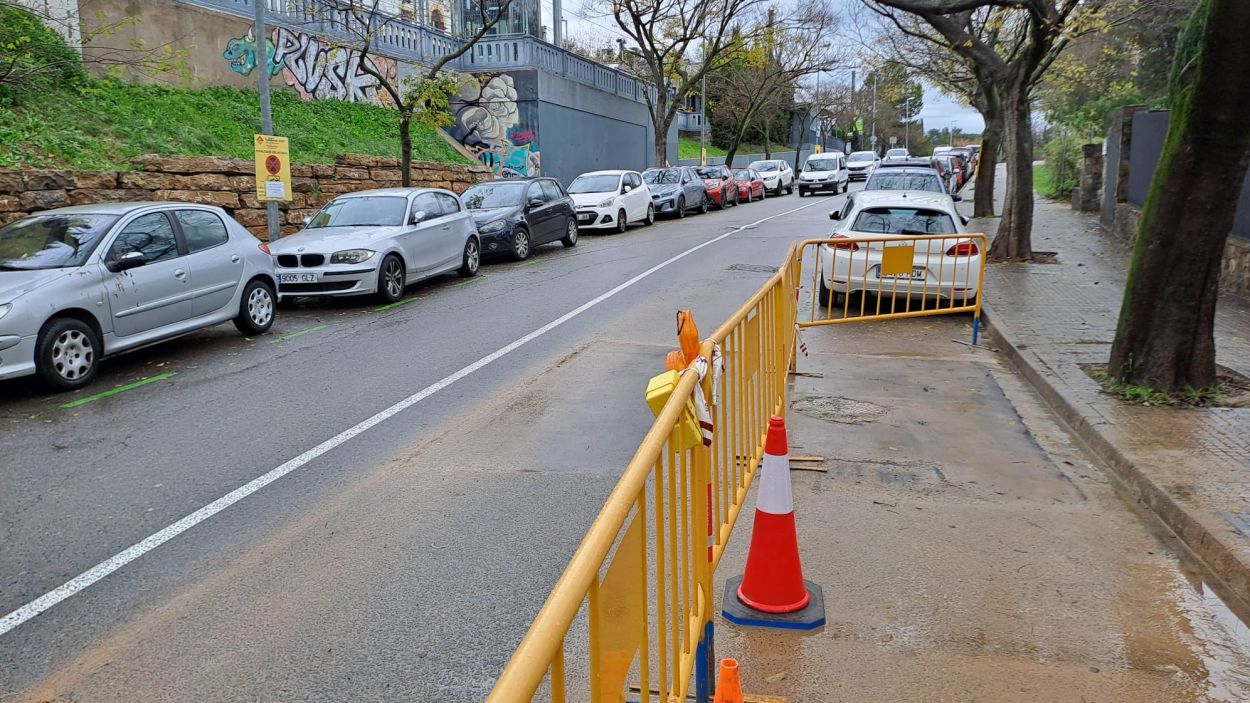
253,0,279,242
904,97,911,153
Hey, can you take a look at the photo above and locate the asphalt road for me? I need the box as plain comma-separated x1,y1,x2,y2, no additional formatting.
0,185,851,701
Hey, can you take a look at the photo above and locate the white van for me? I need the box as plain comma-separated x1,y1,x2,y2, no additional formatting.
798,152,849,196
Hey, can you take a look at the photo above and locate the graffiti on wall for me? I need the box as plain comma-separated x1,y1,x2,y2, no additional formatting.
449,73,540,178
223,28,396,106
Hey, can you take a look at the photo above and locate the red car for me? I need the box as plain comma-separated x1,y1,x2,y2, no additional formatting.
733,168,766,202
695,164,739,209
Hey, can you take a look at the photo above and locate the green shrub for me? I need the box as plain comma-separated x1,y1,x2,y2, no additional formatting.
0,4,86,105
1037,132,1086,199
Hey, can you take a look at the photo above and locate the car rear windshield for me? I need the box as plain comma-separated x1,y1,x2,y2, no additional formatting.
695,167,724,179
851,207,955,235
309,196,407,227
569,175,621,194
848,152,876,162
866,172,944,193
0,213,118,270
804,159,839,172
734,170,754,180
462,182,525,209
644,169,682,185
749,161,778,172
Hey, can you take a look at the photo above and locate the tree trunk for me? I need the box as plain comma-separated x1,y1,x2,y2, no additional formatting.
1109,0,1250,392
399,115,413,188
972,109,1002,218
763,121,771,159
987,86,1034,262
793,112,808,173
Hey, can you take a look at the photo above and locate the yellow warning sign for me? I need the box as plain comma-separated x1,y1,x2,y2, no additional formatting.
254,134,292,202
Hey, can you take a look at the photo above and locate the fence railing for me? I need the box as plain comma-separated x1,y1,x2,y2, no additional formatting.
797,234,987,327
486,243,800,702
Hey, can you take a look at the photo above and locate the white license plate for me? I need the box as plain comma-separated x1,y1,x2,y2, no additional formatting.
880,267,926,280
279,273,319,284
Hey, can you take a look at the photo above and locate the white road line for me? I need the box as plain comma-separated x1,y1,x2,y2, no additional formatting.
0,198,829,638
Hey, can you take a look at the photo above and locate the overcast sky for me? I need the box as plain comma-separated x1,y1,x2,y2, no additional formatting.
555,0,986,135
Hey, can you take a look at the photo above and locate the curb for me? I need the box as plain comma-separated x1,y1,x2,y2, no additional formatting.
980,303,1250,612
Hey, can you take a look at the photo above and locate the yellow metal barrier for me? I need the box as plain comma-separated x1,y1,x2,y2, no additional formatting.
486,243,801,703
796,233,987,327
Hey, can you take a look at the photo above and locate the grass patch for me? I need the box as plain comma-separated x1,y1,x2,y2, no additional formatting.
678,137,727,160
1032,162,1057,197
1085,364,1230,407
0,81,470,170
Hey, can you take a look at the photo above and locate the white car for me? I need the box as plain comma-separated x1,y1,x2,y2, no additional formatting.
819,190,981,306
747,160,794,196
932,146,954,157
846,151,880,181
883,148,911,162
568,170,654,233
270,188,480,303
797,153,849,196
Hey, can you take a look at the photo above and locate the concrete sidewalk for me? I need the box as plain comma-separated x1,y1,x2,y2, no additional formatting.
969,168,1250,613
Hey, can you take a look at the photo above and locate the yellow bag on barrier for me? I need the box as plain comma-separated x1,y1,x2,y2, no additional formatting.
645,370,701,451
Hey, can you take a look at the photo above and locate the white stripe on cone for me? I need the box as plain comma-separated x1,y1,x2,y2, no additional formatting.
755,451,794,515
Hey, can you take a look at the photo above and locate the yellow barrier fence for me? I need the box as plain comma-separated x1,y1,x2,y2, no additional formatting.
486,243,801,703
796,233,987,328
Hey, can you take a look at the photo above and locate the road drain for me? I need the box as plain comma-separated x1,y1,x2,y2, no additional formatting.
793,396,889,424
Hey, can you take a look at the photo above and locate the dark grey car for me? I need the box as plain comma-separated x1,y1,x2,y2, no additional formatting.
643,167,708,218
461,178,578,260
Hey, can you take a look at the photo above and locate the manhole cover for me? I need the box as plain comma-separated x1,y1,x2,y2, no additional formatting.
793,396,889,424
727,263,778,273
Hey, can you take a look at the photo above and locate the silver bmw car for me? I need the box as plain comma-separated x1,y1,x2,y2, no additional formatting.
0,203,278,390
270,188,481,302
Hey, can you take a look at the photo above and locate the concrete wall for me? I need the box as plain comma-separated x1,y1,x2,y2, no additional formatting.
1126,111,1169,208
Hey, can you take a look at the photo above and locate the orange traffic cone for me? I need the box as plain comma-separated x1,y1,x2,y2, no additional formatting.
722,415,826,630
713,658,743,703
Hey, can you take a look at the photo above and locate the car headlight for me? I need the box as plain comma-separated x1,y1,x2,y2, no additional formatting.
478,219,508,234
0,303,10,322
330,249,375,264
597,197,616,208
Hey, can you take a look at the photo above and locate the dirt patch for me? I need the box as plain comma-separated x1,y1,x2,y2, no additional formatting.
793,396,890,424
1082,363,1250,408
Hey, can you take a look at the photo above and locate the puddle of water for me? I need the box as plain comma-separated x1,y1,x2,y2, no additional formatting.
1171,574,1250,701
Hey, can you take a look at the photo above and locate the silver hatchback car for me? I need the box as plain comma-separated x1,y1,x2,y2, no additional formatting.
0,203,278,390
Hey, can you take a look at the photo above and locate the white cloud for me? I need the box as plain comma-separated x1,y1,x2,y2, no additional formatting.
918,83,984,134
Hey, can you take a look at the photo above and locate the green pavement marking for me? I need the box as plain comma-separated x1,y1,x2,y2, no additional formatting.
373,297,418,313
454,276,484,287
518,258,544,267
60,372,178,409
269,324,328,344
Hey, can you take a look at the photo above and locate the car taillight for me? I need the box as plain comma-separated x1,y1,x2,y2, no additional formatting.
258,243,272,255
946,241,978,256
832,234,859,251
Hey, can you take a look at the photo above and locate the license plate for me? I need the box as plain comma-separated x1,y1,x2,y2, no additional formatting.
279,273,318,284
578,213,594,223
880,267,926,280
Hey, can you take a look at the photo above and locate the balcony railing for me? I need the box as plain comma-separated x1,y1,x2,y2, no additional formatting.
677,110,707,132
179,0,652,103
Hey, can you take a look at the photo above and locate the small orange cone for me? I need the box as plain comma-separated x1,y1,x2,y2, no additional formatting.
713,658,743,703
723,416,826,630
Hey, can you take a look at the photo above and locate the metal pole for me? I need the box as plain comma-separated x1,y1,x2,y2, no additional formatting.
552,0,562,46
904,97,910,153
870,72,877,153
254,0,280,242
700,46,707,166
849,69,856,150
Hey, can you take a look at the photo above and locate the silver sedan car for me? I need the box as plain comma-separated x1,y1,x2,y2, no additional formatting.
0,203,278,390
269,188,481,302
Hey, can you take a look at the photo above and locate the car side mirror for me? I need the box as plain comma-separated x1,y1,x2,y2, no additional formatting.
302,216,312,227
410,210,428,224
622,185,632,193
829,211,841,221
961,215,971,225
528,197,544,209
111,251,145,272
951,194,963,202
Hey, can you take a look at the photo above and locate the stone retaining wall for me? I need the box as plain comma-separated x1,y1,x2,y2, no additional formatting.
0,154,491,236
1106,202,1250,296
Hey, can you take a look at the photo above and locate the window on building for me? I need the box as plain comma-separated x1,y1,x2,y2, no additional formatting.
430,7,445,31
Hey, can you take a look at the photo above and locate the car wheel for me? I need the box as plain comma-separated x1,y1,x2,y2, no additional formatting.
560,219,578,248
786,181,794,195
759,187,765,200
376,254,406,303
818,275,844,308
35,317,100,391
700,195,709,214
676,196,686,218
616,209,628,233
717,190,728,210
746,189,753,203
233,278,276,335
458,237,480,276
511,227,531,261
644,203,655,226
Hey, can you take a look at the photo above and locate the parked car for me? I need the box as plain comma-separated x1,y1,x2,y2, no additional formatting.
798,153,849,196
883,148,911,162
0,203,277,390
747,159,795,196
733,168,766,203
846,151,880,181
934,155,964,192
864,161,952,195
931,145,954,157
271,188,479,304
643,167,708,218
568,170,654,233
821,190,980,305
695,164,739,209
950,147,976,179
461,178,577,260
